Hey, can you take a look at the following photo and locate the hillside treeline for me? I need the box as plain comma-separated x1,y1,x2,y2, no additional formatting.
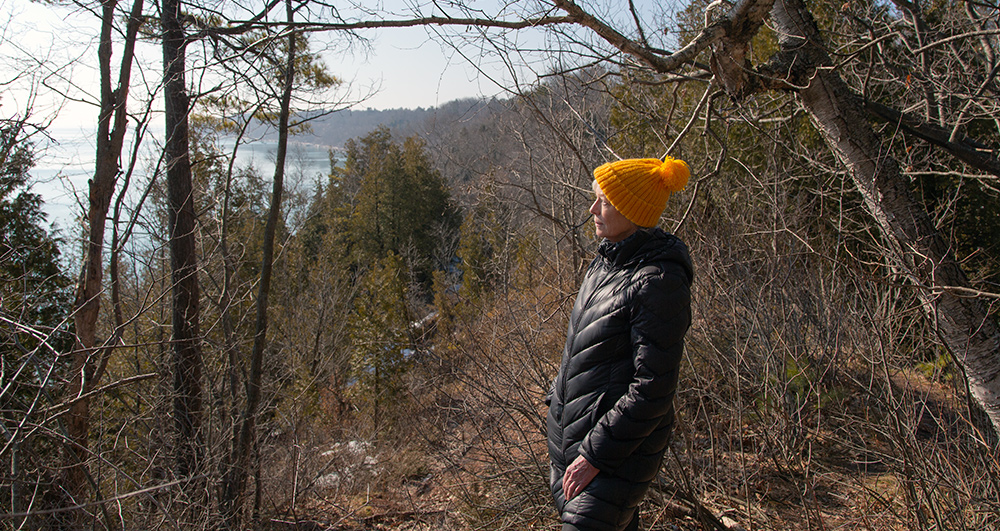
3,0,1000,530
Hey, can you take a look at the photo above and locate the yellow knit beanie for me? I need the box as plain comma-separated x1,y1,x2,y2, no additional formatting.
593,157,690,228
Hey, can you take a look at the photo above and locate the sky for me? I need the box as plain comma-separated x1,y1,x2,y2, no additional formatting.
2,0,535,126
1,0,550,230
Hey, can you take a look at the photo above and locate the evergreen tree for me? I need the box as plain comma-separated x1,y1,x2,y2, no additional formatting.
457,197,506,304
0,123,73,357
347,253,413,435
0,122,73,522
338,127,460,288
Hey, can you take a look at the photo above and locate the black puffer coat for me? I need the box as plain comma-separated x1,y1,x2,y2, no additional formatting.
547,228,693,531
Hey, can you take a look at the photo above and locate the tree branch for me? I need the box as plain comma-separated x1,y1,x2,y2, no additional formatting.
229,14,574,33
865,99,1000,178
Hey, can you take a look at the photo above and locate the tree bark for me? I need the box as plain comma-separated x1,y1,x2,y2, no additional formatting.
162,0,204,481
64,0,144,504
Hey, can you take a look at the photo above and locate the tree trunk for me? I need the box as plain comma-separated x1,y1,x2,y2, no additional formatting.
769,0,1000,436
221,1,297,524
162,0,204,481
64,0,144,505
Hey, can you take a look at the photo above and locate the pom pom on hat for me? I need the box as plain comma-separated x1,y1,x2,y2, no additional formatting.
655,156,691,193
593,156,690,228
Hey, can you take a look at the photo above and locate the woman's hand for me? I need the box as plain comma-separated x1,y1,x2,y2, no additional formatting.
563,454,600,501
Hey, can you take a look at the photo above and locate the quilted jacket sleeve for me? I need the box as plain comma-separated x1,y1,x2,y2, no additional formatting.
578,261,691,473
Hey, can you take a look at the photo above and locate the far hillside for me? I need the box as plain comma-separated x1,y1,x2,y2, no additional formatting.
252,98,500,149
250,97,511,206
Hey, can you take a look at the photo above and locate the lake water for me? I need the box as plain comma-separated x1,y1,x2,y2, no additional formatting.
225,139,336,178
29,129,337,234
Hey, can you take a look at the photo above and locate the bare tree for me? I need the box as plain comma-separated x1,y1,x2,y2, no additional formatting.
161,0,204,489
64,0,145,510
220,0,298,523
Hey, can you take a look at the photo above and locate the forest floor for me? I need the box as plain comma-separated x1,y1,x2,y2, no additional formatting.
272,367,971,531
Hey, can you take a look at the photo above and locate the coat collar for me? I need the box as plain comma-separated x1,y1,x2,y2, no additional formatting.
597,228,654,268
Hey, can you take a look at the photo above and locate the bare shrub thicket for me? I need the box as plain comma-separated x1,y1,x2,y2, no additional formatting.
672,131,1000,529
436,218,570,529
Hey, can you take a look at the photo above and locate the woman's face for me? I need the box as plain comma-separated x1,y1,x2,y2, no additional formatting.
590,181,638,243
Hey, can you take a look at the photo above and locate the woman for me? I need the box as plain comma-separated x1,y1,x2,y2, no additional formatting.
547,157,694,531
